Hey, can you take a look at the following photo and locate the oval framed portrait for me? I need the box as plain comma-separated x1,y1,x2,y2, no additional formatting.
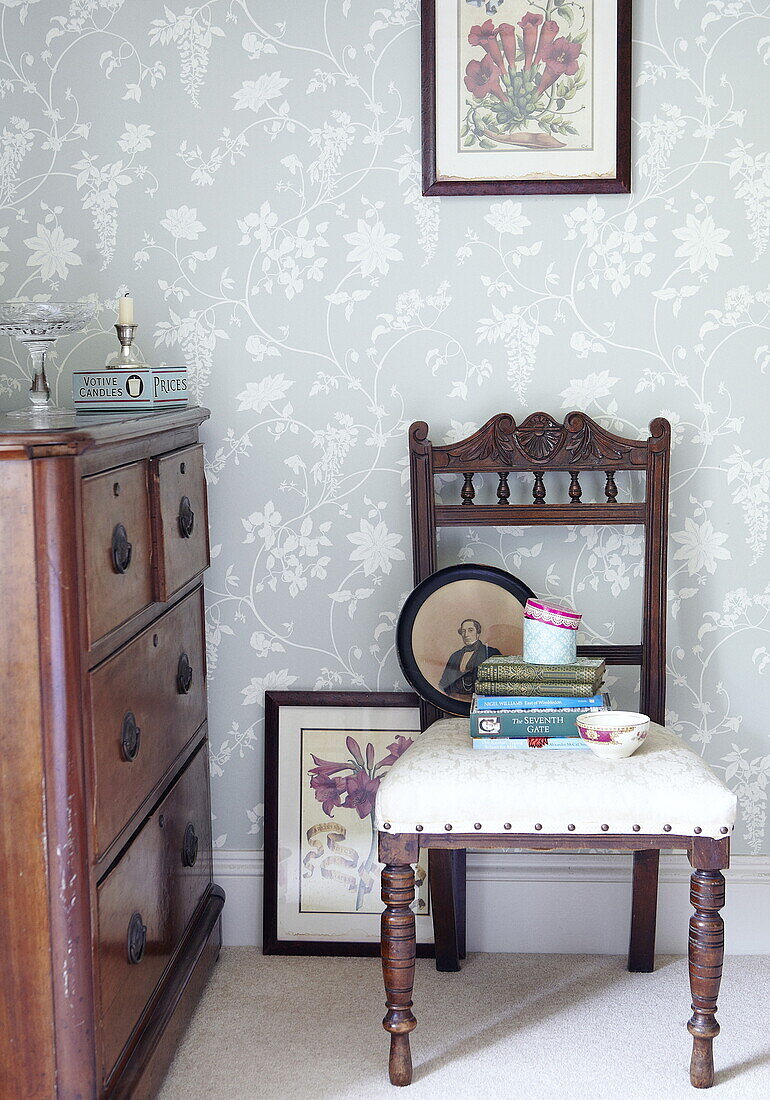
396,565,536,717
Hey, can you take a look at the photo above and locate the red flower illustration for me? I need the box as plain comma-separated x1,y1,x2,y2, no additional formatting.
534,19,559,68
464,56,507,103
498,23,518,70
536,37,583,96
377,734,414,769
468,19,506,72
342,770,381,819
518,12,544,70
310,773,346,815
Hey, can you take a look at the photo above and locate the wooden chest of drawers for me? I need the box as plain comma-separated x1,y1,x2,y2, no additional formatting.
0,408,224,1099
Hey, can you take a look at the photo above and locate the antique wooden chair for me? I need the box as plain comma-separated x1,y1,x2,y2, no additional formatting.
375,412,737,1088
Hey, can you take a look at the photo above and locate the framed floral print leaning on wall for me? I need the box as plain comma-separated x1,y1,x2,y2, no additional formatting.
422,0,632,195
263,691,434,955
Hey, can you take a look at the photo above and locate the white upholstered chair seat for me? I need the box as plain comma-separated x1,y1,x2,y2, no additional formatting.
375,719,737,840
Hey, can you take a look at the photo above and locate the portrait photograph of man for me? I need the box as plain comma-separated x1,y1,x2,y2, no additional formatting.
407,573,528,711
439,618,501,699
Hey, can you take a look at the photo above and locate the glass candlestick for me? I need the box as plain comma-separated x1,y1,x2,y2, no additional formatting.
105,323,146,369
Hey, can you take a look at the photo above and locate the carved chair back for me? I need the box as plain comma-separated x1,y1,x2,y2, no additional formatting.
408,412,671,729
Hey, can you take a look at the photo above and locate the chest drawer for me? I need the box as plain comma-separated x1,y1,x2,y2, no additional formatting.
97,742,212,1082
83,461,153,646
151,444,210,602
90,587,207,859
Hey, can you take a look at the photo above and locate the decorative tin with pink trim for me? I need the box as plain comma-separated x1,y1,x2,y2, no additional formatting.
523,599,582,665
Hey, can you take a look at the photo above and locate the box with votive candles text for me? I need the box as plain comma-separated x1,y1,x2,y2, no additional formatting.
72,365,188,413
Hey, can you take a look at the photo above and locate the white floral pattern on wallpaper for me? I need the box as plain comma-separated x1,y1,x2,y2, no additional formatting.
0,0,769,854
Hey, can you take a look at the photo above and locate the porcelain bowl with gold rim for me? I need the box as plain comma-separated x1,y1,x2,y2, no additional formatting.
575,711,650,760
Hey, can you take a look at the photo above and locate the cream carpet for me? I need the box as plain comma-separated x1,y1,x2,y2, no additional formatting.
159,949,770,1100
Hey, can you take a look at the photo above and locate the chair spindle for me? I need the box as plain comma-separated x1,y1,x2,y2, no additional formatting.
605,470,618,502
569,470,582,504
461,472,476,506
496,472,510,505
533,471,546,506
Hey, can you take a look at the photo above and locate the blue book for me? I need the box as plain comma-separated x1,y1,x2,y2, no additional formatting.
473,737,590,750
470,694,610,739
473,693,605,711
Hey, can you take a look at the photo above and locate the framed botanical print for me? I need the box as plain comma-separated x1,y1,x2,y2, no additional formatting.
263,691,434,955
422,0,632,195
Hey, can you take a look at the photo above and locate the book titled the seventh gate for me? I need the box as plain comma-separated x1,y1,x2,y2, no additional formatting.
470,695,610,739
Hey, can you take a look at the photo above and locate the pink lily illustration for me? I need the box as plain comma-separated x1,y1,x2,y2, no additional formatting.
308,733,414,910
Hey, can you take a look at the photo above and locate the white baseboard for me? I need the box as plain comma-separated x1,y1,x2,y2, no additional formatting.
213,850,770,954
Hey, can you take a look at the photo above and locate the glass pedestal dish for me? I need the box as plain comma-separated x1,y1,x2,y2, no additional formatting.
0,301,96,420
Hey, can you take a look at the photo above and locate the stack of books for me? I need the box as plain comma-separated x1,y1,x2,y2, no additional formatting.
470,656,609,751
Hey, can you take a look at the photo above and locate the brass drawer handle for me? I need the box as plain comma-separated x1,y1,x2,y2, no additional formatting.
182,823,199,867
120,711,141,762
127,911,147,965
177,652,193,695
111,523,133,574
178,495,195,539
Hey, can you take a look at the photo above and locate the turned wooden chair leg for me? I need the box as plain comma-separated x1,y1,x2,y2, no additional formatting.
688,867,725,1088
628,849,659,972
381,856,417,1086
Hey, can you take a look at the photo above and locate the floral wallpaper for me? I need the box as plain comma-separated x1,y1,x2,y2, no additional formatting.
1,0,769,857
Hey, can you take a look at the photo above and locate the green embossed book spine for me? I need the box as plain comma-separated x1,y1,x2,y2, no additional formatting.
477,656,605,686
474,678,604,698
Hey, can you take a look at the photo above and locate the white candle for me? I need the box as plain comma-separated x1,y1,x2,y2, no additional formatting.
118,294,134,324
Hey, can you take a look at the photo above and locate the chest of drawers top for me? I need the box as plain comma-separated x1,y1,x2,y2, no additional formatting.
0,406,208,455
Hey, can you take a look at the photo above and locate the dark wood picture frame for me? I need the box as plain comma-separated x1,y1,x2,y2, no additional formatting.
263,690,434,957
422,0,632,195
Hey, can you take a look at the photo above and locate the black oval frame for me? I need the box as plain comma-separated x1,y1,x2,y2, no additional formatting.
396,564,536,717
